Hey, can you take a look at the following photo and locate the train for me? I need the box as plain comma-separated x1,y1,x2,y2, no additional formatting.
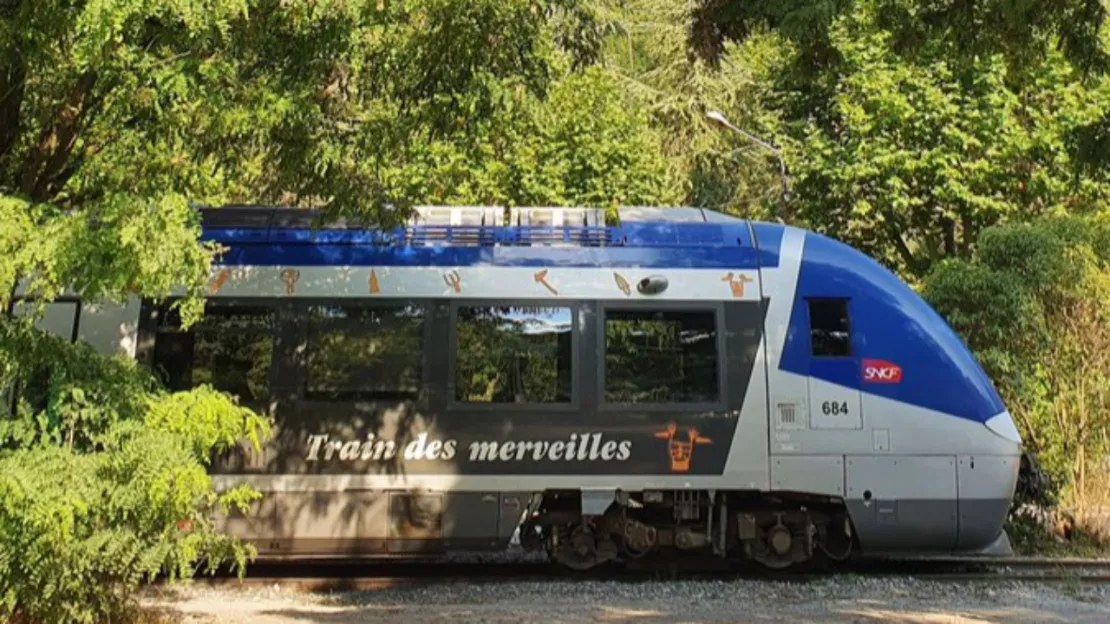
9,204,1023,570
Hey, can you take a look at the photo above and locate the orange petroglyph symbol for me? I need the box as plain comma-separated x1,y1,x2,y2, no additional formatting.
369,269,381,294
534,269,558,295
653,422,712,473
614,272,631,296
280,268,300,295
209,268,230,295
443,270,462,293
722,272,753,298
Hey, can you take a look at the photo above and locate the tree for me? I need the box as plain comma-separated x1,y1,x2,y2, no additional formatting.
1,0,664,320
922,214,1110,514
0,2,672,619
686,0,1110,277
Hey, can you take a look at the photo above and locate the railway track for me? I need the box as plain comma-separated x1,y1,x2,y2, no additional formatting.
179,555,1110,591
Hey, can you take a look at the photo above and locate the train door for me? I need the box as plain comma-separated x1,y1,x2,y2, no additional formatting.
805,298,862,429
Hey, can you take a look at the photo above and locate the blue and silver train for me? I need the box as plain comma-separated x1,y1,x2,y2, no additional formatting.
11,204,1022,570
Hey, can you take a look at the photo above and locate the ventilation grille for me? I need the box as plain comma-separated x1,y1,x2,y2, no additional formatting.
776,402,805,429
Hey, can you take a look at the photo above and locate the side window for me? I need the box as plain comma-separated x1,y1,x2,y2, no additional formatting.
305,304,424,400
808,299,851,357
604,309,719,404
150,302,274,408
454,306,573,404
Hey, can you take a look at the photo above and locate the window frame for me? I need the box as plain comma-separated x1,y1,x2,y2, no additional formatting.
597,301,727,412
446,298,581,412
144,297,279,405
298,298,429,402
805,297,854,359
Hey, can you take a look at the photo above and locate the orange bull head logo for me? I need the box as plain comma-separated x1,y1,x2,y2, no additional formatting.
654,422,711,473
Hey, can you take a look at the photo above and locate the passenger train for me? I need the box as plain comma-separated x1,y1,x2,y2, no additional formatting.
10,204,1023,570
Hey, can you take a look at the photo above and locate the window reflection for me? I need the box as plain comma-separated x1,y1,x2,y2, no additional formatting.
305,304,424,400
454,306,573,403
604,309,718,404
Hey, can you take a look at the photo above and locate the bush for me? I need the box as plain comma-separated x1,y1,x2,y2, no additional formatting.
0,317,271,624
923,214,1110,521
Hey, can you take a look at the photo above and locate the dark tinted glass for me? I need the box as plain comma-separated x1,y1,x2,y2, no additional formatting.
808,299,851,357
454,306,573,403
151,303,273,408
305,304,424,400
604,309,718,404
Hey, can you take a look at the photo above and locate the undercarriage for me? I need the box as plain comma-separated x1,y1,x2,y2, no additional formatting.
518,490,857,572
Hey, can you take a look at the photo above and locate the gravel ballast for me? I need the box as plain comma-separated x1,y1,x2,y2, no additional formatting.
144,576,1110,623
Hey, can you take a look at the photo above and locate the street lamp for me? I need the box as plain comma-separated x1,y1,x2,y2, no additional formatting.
705,109,791,205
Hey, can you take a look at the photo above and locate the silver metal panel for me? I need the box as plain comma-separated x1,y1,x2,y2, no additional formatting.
846,455,956,500
845,455,958,552
617,206,707,223
75,297,142,358
956,455,1019,551
12,301,78,341
510,206,603,227
957,455,1020,499
770,456,844,497
770,382,1021,457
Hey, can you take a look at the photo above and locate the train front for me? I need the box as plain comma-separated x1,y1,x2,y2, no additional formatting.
759,223,1023,556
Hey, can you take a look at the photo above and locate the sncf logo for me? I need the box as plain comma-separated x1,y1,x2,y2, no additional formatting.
862,359,902,383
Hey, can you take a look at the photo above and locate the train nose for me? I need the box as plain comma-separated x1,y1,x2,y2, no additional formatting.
955,411,1023,555
984,410,1023,447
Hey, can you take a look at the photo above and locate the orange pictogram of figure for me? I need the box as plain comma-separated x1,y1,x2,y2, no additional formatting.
280,268,300,295
209,268,231,295
369,269,381,294
722,272,753,298
654,422,712,473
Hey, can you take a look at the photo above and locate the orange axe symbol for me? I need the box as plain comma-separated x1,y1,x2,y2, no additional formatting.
534,269,558,295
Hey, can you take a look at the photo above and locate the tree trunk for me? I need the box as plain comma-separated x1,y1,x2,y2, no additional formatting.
0,49,25,164
17,71,98,202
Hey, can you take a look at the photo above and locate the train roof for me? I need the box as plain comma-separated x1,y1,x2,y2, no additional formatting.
196,204,774,250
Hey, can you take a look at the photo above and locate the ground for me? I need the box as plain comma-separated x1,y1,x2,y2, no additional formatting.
143,577,1110,623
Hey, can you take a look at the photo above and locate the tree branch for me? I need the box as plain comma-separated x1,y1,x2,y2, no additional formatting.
0,49,25,164
18,70,97,202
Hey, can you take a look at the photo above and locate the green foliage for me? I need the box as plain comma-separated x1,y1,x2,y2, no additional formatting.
689,0,1110,73
923,214,1110,507
0,316,271,623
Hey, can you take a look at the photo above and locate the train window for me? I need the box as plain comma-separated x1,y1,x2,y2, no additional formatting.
304,304,424,400
150,302,274,408
454,306,573,403
603,309,719,404
808,299,852,357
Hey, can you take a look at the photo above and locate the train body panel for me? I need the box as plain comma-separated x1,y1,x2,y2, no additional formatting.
8,205,1023,565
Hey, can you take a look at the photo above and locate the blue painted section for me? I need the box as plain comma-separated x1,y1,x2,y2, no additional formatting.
779,231,1006,423
750,222,785,269
212,241,765,269
200,220,775,269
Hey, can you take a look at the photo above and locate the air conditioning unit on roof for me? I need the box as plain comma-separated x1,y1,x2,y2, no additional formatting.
509,206,603,227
